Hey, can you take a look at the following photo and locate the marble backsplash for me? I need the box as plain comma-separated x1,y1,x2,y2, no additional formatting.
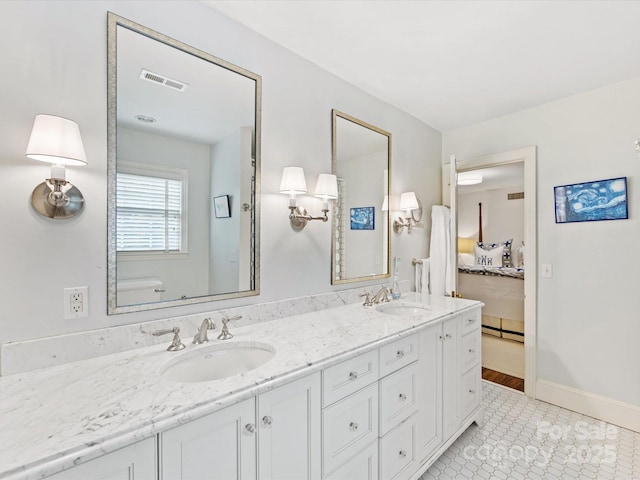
0,281,409,376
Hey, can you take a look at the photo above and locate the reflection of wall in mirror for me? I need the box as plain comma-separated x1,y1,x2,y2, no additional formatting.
116,127,210,301
209,127,253,294
342,149,387,278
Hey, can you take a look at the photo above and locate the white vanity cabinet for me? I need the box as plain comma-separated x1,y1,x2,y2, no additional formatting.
160,372,321,480
46,437,156,480
161,397,257,480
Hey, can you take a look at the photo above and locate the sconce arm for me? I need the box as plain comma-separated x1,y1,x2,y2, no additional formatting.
288,206,329,229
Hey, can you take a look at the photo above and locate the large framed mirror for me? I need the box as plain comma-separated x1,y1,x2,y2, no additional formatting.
331,110,391,285
107,13,261,314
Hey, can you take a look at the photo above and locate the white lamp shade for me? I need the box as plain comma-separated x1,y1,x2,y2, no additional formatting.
25,114,87,166
314,173,338,199
280,166,307,195
400,191,419,211
457,172,483,185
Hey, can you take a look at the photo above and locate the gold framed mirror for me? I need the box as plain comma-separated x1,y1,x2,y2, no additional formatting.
331,110,391,285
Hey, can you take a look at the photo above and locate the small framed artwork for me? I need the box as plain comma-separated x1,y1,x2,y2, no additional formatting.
350,206,375,230
554,177,628,223
213,195,231,218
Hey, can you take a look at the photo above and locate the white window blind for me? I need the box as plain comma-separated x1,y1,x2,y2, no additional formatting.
116,172,183,252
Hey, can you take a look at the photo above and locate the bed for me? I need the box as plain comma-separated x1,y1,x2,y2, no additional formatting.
458,244,525,342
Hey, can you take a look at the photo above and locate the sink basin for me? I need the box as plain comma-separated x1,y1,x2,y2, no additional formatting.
376,303,430,316
161,342,275,383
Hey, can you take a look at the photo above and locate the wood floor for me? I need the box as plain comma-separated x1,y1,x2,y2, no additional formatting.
482,367,524,392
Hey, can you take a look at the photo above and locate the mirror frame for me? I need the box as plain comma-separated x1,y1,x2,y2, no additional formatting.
107,12,261,314
331,109,392,285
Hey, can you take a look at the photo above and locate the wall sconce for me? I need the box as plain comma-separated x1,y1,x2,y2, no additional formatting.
25,114,87,219
280,166,338,230
393,191,423,233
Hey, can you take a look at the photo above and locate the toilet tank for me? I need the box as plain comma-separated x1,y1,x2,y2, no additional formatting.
117,277,164,305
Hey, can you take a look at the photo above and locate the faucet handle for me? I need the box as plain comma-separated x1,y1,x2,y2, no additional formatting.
152,327,186,351
218,315,239,340
360,292,373,307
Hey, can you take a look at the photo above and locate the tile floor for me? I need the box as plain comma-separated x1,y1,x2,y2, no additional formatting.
422,381,640,480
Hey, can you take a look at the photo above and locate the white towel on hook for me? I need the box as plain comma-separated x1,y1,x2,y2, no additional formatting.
429,205,452,296
415,258,430,293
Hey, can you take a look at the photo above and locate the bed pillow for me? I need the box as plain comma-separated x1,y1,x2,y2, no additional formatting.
477,239,513,267
458,253,475,266
474,244,503,267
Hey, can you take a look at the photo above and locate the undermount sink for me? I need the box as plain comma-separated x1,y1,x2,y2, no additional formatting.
376,303,431,316
161,342,275,383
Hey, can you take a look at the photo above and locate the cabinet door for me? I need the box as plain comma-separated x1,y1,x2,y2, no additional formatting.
258,372,321,480
46,437,156,480
415,322,442,460
161,398,256,480
442,315,462,440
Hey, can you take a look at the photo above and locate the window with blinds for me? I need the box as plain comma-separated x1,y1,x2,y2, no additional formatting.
116,168,186,253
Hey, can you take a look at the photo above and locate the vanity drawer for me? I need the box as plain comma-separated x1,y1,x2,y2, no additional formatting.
379,334,419,378
322,383,379,476
462,366,481,418
324,440,378,480
461,309,481,335
462,332,480,373
379,415,418,480
323,349,379,407
378,363,418,435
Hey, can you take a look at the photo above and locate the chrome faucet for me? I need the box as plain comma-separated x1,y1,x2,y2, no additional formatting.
193,318,216,344
152,327,185,351
372,286,391,304
218,315,242,340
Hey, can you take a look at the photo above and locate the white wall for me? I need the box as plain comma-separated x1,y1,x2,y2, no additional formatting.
443,76,640,406
458,187,524,251
0,1,441,351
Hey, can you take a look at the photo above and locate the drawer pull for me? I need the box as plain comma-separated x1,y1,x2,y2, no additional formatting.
399,450,407,458
349,422,358,431
398,393,407,401
349,371,358,380
245,423,255,434
262,415,273,426
396,349,405,358
445,334,452,339
468,389,475,394
468,348,475,353
468,318,477,323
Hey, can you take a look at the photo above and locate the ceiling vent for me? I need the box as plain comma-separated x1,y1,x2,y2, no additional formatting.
139,69,188,92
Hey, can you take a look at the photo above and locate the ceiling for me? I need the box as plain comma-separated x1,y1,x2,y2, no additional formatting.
458,163,524,194
204,0,640,132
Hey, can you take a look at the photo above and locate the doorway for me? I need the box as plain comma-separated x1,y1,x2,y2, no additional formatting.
446,147,537,397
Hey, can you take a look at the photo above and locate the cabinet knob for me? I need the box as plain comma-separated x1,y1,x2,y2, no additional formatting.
398,393,407,401
468,318,476,323
468,389,475,394
262,415,273,426
349,422,358,431
245,423,255,434
445,334,452,339
349,371,358,380
396,350,405,358
399,450,407,458
468,348,475,353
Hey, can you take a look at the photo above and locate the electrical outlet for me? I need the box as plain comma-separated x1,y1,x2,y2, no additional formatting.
64,286,88,319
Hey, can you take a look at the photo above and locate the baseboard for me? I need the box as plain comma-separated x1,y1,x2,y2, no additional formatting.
536,379,640,433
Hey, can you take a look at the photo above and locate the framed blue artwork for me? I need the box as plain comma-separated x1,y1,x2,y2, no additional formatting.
554,177,628,223
350,206,375,230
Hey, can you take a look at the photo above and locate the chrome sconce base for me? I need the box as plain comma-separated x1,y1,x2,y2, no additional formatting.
288,206,329,231
31,178,85,219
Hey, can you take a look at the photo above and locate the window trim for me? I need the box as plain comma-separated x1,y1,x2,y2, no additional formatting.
116,161,188,257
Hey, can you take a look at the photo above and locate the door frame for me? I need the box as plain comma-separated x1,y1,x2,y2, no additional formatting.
449,146,537,397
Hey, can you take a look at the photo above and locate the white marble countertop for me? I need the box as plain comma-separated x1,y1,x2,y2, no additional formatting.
0,293,480,480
